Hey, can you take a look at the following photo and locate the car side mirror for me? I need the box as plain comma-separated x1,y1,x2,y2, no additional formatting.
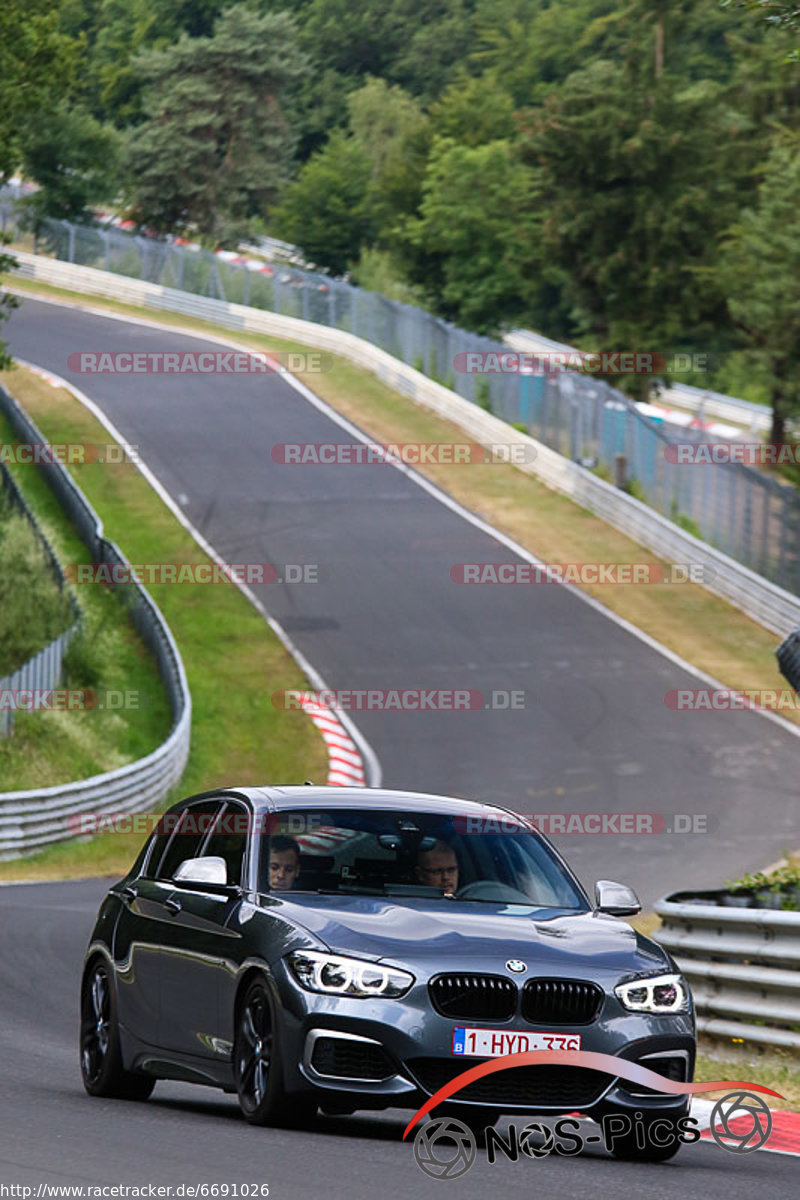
595,879,641,916
173,856,228,888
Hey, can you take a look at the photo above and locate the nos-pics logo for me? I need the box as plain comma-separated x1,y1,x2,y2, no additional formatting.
413,1091,773,1178
413,1118,477,1179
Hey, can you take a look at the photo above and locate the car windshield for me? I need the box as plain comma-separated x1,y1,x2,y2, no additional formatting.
261,808,587,908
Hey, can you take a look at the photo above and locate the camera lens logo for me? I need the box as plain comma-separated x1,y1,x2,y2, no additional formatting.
709,1091,773,1153
413,1117,477,1179
519,1122,555,1158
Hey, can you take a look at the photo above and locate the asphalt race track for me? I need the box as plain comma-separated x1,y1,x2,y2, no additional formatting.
0,878,796,1196
2,297,799,1195
6,297,800,902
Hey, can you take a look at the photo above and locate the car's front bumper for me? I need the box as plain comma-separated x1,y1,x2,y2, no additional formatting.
273,969,696,1117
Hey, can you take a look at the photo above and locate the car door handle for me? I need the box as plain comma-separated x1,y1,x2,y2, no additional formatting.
164,896,182,915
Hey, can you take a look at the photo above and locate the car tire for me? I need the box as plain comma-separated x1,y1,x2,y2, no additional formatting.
80,958,155,1101
606,1113,684,1162
234,977,315,1127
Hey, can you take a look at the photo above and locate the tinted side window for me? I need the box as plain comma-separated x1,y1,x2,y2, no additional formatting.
156,801,223,881
142,809,185,879
201,802,249,886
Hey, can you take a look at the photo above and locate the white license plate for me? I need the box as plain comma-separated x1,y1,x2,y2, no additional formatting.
452,1027,581,1056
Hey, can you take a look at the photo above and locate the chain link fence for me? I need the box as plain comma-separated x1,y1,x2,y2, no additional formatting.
4,206,800,592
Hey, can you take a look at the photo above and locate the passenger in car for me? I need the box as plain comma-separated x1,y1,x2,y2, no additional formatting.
269,835,301,891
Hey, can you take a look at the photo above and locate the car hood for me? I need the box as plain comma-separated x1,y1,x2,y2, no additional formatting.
269,894,668,975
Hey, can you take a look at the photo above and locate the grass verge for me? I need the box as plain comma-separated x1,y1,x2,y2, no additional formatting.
695,1040,799,1110
0,366,327,880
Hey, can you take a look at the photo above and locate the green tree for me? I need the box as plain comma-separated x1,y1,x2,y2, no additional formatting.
346,78,431,238
401,137,540,334
723,0,800,56
717,136,800,441
0,0,74,181
88,0,228,126
272,132,374,273
299,0,477,99
347,78,426,178
516,57,739,394
274,78,429,276
428,73,517,146
293,0,477,152
20,104,119,224
0,248,21,370
123,5,306,242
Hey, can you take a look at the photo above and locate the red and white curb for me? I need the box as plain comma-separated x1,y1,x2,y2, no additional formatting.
22,363,64,390
298,696,367,787
638,401,746,441
691,1097,800,1156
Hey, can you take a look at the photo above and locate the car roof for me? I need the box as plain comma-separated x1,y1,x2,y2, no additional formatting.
214,785,523,820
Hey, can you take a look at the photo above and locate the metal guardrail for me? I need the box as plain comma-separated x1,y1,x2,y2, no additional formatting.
0,455,82,736
506,328,773,433
9,250,800,637
0,628,79,738
0,383,191,859
654,892,800,1049
5,211,800,591
664,383,771,433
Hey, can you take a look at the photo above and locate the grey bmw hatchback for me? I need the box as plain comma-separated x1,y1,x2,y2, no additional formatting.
80,786,695,1160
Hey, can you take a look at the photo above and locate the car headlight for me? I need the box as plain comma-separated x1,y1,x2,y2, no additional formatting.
615,972,688,1014
287,950,414,998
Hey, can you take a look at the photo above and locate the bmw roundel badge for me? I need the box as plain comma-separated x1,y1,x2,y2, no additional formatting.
506,959,527,973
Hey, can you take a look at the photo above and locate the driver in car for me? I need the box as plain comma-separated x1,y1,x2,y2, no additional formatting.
269,835,301,891
415,840,459,896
